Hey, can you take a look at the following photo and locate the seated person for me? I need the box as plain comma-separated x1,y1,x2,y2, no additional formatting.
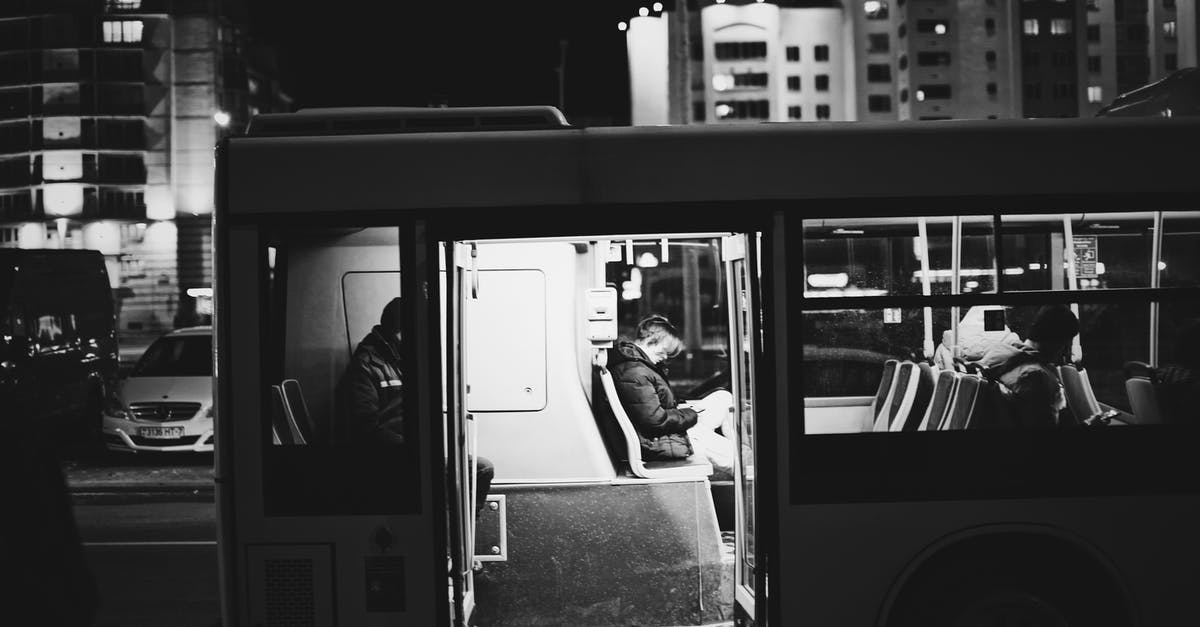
607,315,735,474
965,305,1079,428
337,297,494,513
1154,319,1200,425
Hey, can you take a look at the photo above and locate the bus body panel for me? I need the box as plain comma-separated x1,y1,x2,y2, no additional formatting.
779,494,1200,626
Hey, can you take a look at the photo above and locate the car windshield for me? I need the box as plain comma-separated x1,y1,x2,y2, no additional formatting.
133,335,212,377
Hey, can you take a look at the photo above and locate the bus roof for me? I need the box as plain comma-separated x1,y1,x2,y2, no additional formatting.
223,112,1200,218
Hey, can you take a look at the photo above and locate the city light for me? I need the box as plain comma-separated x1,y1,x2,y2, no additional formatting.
1003,267,1025,275
636,252,660,268
639,7,649,16
1159,261,1168,270
916,90,926,102
716,0,726,4
934,23,947,35
213,110,231,127
864,0,882,13
712,74,733,91
618,21,628,31
715,103,733,117
653,2,663,11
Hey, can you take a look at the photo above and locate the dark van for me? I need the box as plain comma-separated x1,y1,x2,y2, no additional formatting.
0,249,119,435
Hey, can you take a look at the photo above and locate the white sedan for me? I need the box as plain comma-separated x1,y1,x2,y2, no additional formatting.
102,326,214,453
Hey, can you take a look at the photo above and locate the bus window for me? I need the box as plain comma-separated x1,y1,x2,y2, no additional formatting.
802,216,996,298
605,238,730,397
999,212,1156,291
262,226,420,516
1161,211,1200,288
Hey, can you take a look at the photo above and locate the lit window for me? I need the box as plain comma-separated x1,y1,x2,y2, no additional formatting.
106,0,141,9
918,20,950,35
1163,21,1176,39
713,74,734,91
816,104,831,120
814,45,829,62
788,105,802,120
916,84,952,99
815,74,830,91
1087,86,1103,103
1023,19,1039,36
1050,19,1072,35
102,20,143,43
865,0,889,19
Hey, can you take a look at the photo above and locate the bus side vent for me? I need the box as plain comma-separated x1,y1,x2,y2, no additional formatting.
247,544,334,627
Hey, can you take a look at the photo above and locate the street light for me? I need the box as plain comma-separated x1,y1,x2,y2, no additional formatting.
618,21,628,31
213,111,231,127
653,2,663,10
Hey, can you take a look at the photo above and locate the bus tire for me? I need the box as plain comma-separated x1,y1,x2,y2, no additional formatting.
885,532,1132,627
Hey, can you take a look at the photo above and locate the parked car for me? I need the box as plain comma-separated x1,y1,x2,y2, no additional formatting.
0,249,118,436
101,326,213,453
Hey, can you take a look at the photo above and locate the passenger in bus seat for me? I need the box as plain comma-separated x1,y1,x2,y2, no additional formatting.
337,297,495,511
1153,319,1200,424
965,305,1080,428
607,315,736,474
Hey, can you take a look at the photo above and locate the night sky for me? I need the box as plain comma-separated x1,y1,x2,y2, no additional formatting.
247,1,656,124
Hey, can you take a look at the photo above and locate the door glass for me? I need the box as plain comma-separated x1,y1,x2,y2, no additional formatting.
735,258,756,592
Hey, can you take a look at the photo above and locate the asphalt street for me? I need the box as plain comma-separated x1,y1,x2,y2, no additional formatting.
66,444,220,627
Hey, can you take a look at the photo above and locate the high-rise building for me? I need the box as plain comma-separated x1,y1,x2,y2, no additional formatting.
625,0,1195,124
0,0,290,346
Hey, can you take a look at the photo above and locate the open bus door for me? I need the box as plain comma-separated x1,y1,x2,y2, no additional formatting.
725,233,766,625
445,241,478,626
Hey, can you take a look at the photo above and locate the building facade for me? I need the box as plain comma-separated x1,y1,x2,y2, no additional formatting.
0,0,290,346
626,0,1195,124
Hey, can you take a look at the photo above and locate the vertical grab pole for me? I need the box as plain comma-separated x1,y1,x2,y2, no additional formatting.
1062,216,1083,363
950,216,961,356
1149,211,1164,366
918,217,934,360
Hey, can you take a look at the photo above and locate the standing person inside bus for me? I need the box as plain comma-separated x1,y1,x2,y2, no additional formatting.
966,305,1080,428
337,297,494,513
607,315,736,474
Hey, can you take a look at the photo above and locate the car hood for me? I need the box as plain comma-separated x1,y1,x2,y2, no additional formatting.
120,376,213,405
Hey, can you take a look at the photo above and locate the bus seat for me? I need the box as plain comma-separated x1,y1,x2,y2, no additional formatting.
596,365,713,479
1059,365,1100,424
279,379,313,445
870,360,899,430
1125,376,1162,425
919,369,958,430
882,362,921,432
897,362,936,431
941,373,982,430
269,384,291,445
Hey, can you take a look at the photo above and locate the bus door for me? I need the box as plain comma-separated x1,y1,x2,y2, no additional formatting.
445,242,477,625
724,233,765,624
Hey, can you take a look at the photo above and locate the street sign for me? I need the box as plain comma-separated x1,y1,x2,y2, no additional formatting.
883,308,902,324
1073,236,1098,278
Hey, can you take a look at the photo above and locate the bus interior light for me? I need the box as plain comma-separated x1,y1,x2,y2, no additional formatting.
1096,262,1106,275
965,280,980,289
636,252,659,268
1003,267,1025,275
832,228,865,235
1028,262,1043,270
807,272,850,288
1158,261,1167,270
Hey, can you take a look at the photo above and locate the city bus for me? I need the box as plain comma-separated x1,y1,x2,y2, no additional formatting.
214,106,1200,626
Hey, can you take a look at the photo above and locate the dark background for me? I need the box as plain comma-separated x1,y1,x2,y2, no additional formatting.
246,1,657,124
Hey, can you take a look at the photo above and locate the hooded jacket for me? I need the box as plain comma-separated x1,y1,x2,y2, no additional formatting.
968,339,1066,428
607,339,699,460
335,325,405,446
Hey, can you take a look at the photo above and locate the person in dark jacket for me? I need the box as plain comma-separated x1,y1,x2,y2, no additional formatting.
336,297,493,513
966,305,1079,428
608,315,734,472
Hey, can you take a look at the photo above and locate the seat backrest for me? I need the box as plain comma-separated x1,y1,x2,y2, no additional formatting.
1058,365,1097,422
874,361,911,432
269,384,290,445
919,369,958,430
1125,377,1162,425
279,379,312,445
899,362,937,432
1079,368,1103,416
942,373,981,430
597,366,656,477
871,359,899,428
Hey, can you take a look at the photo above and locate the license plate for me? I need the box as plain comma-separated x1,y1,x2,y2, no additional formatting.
140,426,184,439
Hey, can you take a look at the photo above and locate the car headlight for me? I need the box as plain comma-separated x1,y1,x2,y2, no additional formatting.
104,393,131,420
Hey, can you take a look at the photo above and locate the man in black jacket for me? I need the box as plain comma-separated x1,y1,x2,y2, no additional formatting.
336,297,494,513
608,315,734,473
